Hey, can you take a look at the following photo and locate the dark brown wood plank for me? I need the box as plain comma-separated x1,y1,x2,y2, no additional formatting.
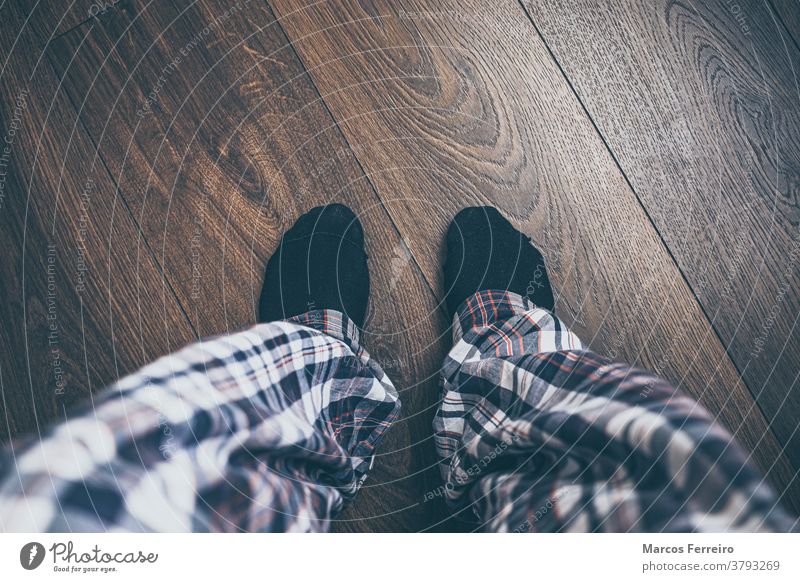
522,0,800,472
0,1,195,441
19,0,117,38
44,0,452,531
269,0,800,512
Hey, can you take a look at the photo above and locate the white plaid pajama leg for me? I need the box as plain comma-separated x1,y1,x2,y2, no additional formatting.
0,310,399,532
434,290,797,532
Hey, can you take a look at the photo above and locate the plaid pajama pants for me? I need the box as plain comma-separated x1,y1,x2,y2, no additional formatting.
0,291,794,532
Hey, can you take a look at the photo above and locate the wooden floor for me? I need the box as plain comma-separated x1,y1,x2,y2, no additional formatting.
1,0,798,531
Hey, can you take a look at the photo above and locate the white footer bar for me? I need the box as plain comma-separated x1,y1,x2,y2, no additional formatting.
1,533,797,580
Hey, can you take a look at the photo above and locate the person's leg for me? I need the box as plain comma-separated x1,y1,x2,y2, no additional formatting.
0,205,399,532
434,207,796,532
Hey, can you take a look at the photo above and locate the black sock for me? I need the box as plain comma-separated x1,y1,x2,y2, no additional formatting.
443,206,555,316
259,204,370,326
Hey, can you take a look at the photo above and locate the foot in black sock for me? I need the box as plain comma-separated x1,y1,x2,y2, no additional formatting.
443,206,555,316
259,204,370,326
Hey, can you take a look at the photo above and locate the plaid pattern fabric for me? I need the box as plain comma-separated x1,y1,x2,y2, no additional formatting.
434,290,797,532
1,290,795,532
0,311,399,532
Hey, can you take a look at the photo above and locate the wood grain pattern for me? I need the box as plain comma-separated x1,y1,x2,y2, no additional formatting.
3,0,797,531
0,1,195,441
269,0,800,512
771,0,800,44
19,0,117,38
44,0,453,531
522,0,800,470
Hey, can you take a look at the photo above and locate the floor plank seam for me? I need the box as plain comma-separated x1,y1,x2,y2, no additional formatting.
35,8,115,49
766,0,800,56
39,29,200,342
512,0,789,452
263,0,447,316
